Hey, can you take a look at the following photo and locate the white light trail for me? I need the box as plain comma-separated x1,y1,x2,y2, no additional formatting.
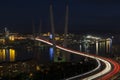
35,38,112,80
66,59,101,80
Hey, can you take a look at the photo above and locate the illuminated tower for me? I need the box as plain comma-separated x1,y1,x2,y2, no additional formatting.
63,2,69,47
49,1,56,62
50,3,55,46
39,19,42,37
50,1,69,62
62,1,70,62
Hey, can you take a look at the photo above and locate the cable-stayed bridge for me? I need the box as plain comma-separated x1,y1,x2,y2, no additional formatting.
28,2,120,80
29,36,119,80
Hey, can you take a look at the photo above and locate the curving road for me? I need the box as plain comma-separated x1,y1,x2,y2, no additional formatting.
34,37,120,80
66,59,101,80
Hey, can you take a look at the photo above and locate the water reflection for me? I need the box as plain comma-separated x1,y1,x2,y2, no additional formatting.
79,39,112,56
0,48,15,62
0,46,88,64
49,47,54,60
9,49,15,62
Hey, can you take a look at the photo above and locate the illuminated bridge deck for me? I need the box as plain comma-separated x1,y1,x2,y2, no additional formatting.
35,37,120,80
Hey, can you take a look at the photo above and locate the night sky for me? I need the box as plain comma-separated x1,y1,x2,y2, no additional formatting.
0,0,120,33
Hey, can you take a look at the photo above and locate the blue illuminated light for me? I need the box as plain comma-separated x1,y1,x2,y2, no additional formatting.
49,47,54,60
50,34,53,39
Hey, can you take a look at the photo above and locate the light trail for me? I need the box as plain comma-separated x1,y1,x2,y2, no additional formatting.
56,44,111,80
35,37,120,80
98,58,120,80
66,59,101,80
82,57,111,80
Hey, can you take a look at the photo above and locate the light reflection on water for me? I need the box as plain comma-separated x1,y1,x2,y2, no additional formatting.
79,40,113,56
0,46,83,64
0,47,33,63
0,48,15,62
49,47,54,61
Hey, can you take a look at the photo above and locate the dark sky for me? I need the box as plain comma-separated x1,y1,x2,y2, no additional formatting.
0,0,120,33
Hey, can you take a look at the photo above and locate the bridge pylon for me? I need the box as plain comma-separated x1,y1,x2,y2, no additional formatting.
50,3,55,46
49,2,56,62
63,2,69,47
39,19,42,37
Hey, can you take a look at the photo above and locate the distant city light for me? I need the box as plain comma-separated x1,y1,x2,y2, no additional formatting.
86,35,100,40
50,34,53,39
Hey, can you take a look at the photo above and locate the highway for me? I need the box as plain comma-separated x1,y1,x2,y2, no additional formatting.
66,59,101,80
35,37,120,80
